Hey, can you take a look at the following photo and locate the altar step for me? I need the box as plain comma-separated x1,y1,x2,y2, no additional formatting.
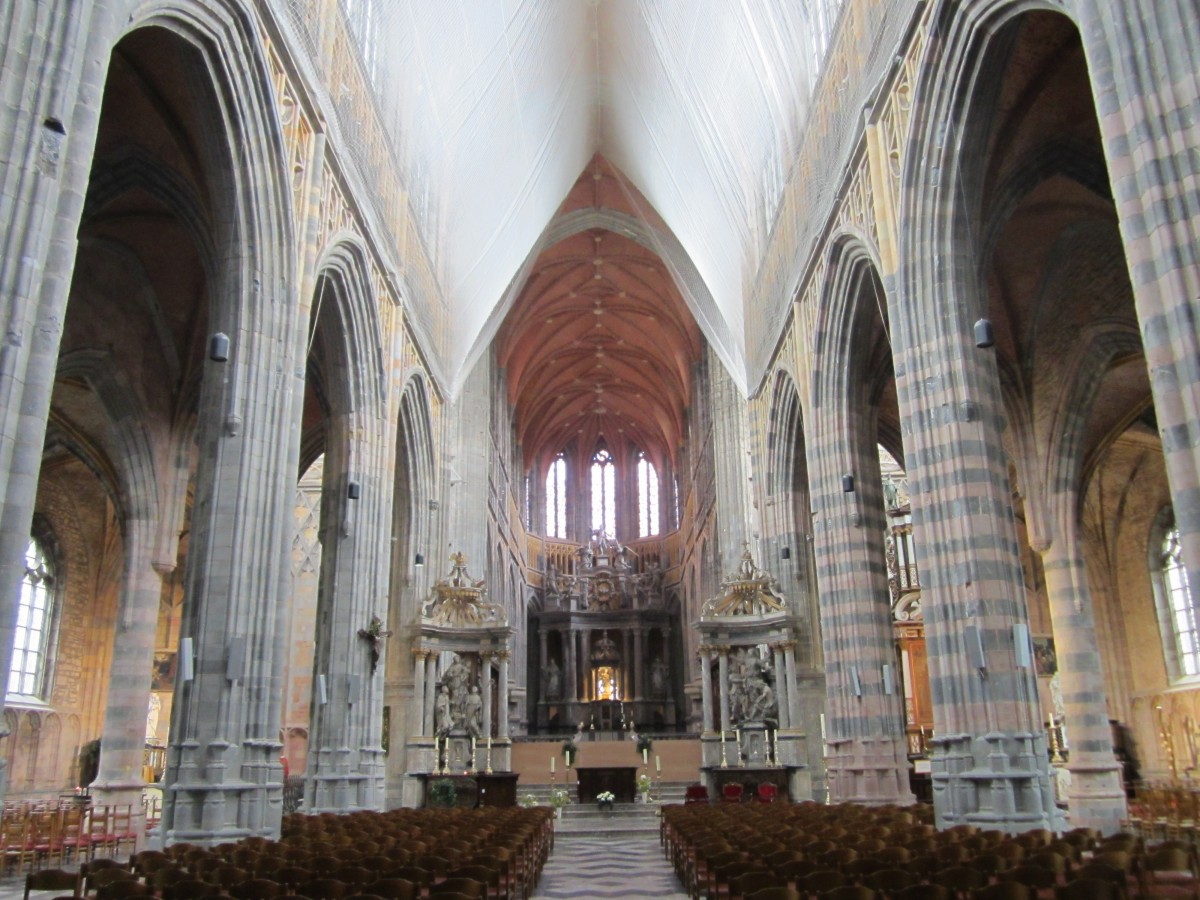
518,779,691,807
555,800,664,838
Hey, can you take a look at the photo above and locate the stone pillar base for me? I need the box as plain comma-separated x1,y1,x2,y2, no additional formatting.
1065,759,1128,836
825,735,915,806
932,732,1059,833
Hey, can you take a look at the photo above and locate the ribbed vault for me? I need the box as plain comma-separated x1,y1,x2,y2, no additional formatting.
498,161,702,468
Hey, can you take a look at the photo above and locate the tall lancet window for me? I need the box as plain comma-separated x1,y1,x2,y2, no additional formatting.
1161,524,1198,677
545,453,567,539
637,450,660,537
591,447,616,540
9,537,55,699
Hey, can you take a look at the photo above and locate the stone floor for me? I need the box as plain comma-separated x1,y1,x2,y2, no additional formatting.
531,803,688,899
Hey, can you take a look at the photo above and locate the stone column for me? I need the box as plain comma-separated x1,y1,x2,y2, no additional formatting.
718,648,731,733
1039,501,1127,833
0,1,98,805
538,631,549,701
699,647,715,733
773,644,791,729
1079,5,1200,599
424,655,437,736
783,641,801,728
564,629,577,702
662,628,672,700
90,518,162,847
628,628,638,700
634,629,645,699
412,650,427,736
497,652,511,738
580,629,591,701
481,653,493,738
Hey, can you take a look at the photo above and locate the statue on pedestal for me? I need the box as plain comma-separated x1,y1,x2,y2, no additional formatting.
465,685,483,737
544,658,562,699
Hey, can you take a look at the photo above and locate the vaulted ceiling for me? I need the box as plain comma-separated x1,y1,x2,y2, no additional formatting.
365,1,828,394
497,157,703,468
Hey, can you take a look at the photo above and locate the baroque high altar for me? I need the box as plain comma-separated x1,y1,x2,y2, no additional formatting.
531,535,677,734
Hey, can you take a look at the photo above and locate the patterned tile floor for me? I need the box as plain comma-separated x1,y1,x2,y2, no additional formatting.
532,831,688,899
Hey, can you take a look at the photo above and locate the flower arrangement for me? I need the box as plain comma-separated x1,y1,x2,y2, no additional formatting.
561,738,578,767
637,773,652,794
597,791,615,803
520,793,538,808
635,734,653,754
550,788,571,810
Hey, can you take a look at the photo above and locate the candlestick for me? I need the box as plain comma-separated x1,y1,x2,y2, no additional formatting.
642,747,648,765
655,755,661,774
720,733,728,769
772,729,780,767
551,755,556,775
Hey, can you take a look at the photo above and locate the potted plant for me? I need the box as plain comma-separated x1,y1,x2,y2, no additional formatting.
550,787,571,819
561,738,578,768
636,773,652,803
597,790,615,812
427,778,457,809
520,793,538,808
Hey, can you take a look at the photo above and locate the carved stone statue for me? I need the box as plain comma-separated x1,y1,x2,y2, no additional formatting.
443,654,471,709
650,657,668,696
465,684,483,737
435,684,453,736
544,658,562,699
738,657,777,723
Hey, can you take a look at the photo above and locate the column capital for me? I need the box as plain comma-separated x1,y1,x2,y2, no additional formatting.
492,649,511,662
772,640,797,652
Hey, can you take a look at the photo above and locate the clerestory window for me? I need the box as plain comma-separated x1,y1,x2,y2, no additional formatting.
591,447,616,540
637,450,659,538
545,454,567,539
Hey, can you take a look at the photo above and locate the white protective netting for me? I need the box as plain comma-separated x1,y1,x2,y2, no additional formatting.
277,0,851,389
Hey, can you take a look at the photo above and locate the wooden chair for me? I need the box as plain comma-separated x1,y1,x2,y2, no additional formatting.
971,883,1028,900
755,783,778,803
1138,845,1199,899
863,867,917,894
299,877,350,899
999,864,1057,893
1053,877,1118,900
3,812,34,876
97,882,152,899
23,867,79,900
743,888,798,900
430,878,484,898
448,864,501,900
931,866,986,898
230,879,285,899
892,886,951,900
824,887,875,900
366,878,417,900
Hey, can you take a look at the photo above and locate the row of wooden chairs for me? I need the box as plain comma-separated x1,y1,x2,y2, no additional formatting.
27,807,552,900
662,801,1200,899
1,803,138,875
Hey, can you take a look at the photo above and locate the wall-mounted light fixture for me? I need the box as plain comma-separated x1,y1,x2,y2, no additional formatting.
317,674,328,705
974,318,995,349
180,637,194,682
780,546,791,560
414,552,425,567
841,474,855,493
347,480,361,500
209,332,230,362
